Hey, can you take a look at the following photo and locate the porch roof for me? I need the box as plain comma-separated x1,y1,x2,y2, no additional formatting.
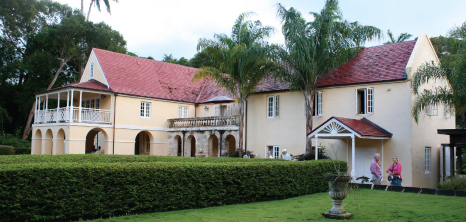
308,116,392,139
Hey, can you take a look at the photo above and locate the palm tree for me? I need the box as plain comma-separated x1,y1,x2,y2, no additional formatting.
194,12,280,155
276,0,381,153
81,0,118,21
411,22,466,128
384,29,412,44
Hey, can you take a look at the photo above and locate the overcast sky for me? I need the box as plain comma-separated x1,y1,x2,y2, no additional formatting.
56,0,466,60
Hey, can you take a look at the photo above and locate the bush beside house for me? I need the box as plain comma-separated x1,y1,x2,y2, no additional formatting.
0,155,345,221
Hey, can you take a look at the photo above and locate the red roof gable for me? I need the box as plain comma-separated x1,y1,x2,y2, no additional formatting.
255,41,416,92
316,41,416,87
310,116,392,138
92,48,231,103
334,117,392,138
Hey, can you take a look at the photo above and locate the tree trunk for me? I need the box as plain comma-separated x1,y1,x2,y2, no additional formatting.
238,96,245,157
22,52,77,140
87,0,95,21
304,88,316,153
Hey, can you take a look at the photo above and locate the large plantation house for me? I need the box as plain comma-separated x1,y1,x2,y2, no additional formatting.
31,34,454,188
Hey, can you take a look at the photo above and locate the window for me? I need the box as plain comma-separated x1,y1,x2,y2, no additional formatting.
267,145,280,159
90,62,94,79
425,147,431,173
425,105,438,116
443,104,451,119
140,102,151,118
313,92,323,116
214,104,232,116
356,88,374,114
81,98,100,109
267,95,279,118
178,106,188,118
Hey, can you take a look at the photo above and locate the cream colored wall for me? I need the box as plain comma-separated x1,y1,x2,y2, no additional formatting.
80,50,108,85
114,95,194,127
314,81,414,185
195,102,239,117
246,91,306,157
407,34,454,188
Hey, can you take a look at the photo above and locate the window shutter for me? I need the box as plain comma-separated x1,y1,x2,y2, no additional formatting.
317,92,322,116
267,96,273,117
366,88,373,114
214,105,220,116
275,95,279,117
273,146,280,159
226,104,232,116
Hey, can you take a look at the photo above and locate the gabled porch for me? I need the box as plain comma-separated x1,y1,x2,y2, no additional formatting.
309,117,392,181
34,87,113,125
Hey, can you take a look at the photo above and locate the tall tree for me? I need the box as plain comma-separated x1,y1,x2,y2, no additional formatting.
194,12,280,155
276,0,381,153
384,29,412,45
84,0,119,21
412,21,466,128
21,9,127,139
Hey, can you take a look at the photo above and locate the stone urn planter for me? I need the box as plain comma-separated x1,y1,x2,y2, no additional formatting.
322,174,353,219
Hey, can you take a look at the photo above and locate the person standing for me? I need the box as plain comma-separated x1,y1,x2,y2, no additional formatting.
267,151,274,159
370,153,382,185
282,149,291,160
387,155,402,186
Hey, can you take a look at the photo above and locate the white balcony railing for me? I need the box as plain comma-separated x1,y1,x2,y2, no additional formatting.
34,108,111,124
168,115,240,128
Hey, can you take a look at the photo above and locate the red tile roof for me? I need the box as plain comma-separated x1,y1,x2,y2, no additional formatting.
311,116,392,138
316,41,416,87
254,40,416,92
335,117,392,138
91,48,231,103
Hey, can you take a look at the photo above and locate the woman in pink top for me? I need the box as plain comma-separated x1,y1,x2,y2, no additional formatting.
387,156,402,186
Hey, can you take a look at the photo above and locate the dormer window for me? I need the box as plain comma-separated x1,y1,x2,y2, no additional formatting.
90,62,94,79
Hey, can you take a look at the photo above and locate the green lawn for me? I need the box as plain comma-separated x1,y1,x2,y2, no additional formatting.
89,188,466,221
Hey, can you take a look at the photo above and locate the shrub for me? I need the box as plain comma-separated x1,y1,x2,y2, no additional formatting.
0,155,345,221
0,145,14,155
439,176,466,191
0,134,30,149
14,147,31,155
295,151,329,161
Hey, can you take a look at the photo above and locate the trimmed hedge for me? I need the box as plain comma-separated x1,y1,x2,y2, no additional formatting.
0,145,14,155
13,147,31,155
0,155,346,221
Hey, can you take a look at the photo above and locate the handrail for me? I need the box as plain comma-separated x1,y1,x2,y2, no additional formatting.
168,115,240,128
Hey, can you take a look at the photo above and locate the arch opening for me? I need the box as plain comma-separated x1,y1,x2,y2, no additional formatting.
135,131,151,155
85,128,107,154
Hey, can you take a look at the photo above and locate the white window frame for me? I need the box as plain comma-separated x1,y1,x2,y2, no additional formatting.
425,104,438,116
313,91,323,116
425,147,431,174
266,145,280,159
267,95,279,118
214,104,232,116
178,106,188,118
81,98,100,109
443,104,451,119
140,102,151,118
356,88,374,115
90,62,94,79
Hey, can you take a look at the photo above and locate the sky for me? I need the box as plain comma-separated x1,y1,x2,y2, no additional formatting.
56,0,466,61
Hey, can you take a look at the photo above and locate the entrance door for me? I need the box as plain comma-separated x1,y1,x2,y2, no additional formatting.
355,148,376,183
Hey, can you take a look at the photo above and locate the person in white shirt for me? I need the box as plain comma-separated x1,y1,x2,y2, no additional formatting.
282,149,291,160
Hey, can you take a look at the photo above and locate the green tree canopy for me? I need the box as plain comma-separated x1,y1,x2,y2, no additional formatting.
384,29,412,44
276,0,381,152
